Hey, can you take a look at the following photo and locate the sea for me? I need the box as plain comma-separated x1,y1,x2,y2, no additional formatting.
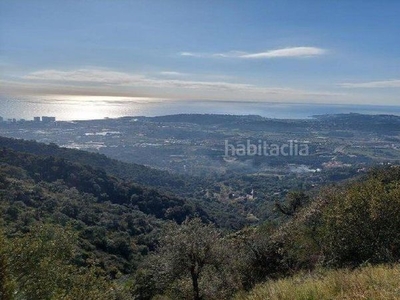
1,95,400,121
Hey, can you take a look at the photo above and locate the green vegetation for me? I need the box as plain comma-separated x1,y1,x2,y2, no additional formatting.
131,164,400,298
276,166,400,269
235,264,400,300
0,146,211,277
0,136,248,229
0,136,188,191
230,165,400,300
0,225,125,299
1,137,400,299
132,218,243,300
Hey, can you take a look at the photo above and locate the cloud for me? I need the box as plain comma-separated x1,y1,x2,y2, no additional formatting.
22,68,332,94
17,68,344,102
240,47,326,58
159,71,186,76
340,79,400,88
211,51,248,58
24,69,145,84
179,52,200,57
179,47,326,59
24,69,253,90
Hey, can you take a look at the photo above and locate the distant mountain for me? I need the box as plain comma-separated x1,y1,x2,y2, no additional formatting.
145,113,265,124
311,113,400,134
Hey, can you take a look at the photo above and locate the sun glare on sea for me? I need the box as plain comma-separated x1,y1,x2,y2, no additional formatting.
36,95,165,120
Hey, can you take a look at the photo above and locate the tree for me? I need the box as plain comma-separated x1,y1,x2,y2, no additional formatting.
162,218,220,300
5,224,121,300
319,176,400,266
133,218,241,300
0,231,13,300
275,191,309,216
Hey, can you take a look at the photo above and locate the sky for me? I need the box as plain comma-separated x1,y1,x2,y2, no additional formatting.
1,0,400,105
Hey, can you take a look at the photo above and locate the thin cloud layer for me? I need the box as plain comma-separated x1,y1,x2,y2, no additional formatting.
341,79,400,88
24,69,254,90
241,47,326,58
180,47,326,59
159,71,187,76
21,68,339,100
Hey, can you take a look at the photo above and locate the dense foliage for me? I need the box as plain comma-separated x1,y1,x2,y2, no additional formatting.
0,136,248,229
134,165,400,298
0,225,129,299
1,137,400,299
0,136,186,190
0,146,211,277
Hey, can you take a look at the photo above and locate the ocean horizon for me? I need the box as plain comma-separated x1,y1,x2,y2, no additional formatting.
2,96,400,121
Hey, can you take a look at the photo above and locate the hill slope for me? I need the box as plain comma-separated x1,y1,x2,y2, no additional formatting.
0,146,211,275
0,136,189,191
235,264,400,300
0,136,247,229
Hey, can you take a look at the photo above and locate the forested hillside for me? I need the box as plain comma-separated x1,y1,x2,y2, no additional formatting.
1,137,400,299
0,136,247,229
133,165,400,299
0,136,193,191
0,147,212,276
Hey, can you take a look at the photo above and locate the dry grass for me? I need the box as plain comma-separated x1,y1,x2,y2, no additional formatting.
235,264,400,300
